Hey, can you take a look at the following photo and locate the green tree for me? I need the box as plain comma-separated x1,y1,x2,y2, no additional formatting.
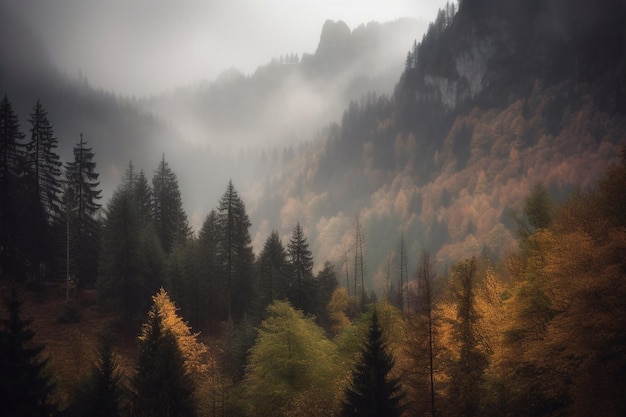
216,180,254,321
0,288,58,417
26,99,62,221
134,169,153,227
152,155,190,253
197,210,222,323
132,294,197,417
24,99,63,281
0,95,26,280
287,222,314,313
66,329,124,417
256,230,289,310
97,185,165,323
341,310,405,417
244,301,338,416
63,133,102,287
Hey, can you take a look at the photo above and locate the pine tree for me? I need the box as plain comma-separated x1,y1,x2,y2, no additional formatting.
287,222,314,313
64,133,102,287
24,100,63,281
216,180,254,321
132,297,196,417
26,99,62,220
66,329,124,417
97,187,146,322
341,310,405,417
0,95,26,280
197,210,221,322
134,169,153,226
256,230,289,310
152,155,190,253
0,288,58,417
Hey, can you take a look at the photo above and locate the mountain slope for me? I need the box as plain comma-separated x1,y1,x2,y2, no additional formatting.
246,0,626,292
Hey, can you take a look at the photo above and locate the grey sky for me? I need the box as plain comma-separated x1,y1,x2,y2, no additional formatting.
7,0,448,97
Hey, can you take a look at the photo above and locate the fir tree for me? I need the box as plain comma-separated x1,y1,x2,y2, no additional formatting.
134,169,152,226
63,133,102,287
97,187,146,322
24,100,62,281
216,180,254,321
26,99,62,221
197,209,221,322
287,222,314,313
0,288,57,417
152,155,190,253
132,298,196,417
341,310,405,417
256,230,289,310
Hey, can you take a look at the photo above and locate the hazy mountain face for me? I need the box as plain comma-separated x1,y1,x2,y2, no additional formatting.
141,18,427,149
0,3,429,237
2,0,625,297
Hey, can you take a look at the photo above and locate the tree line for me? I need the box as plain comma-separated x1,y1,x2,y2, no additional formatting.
2,90,625,416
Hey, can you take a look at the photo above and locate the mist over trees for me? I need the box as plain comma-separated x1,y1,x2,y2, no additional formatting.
1,0,626,416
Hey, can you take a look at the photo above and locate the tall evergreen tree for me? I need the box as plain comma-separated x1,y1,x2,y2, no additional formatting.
132,297,196,417
287,222,314,313
26,99,62,220
152,155,190,253
63,133,102,287
0,288,58,417
98,186,160,323
216,180,255,321
197,210,221,323
0,95,26,280
256,230,289,310
24,100,62,281
134,169,153,226
341,310,405,417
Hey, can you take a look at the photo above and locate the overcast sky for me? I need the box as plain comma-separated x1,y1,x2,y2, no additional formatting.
7,0,448,97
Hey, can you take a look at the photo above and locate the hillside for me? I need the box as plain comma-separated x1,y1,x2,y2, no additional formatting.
245,0,626,290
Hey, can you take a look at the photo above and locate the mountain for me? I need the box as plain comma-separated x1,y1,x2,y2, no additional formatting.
140,18,427,149
244,0,626,292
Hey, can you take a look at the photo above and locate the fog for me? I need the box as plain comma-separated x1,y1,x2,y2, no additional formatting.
0,0,446,271
6,0,448,97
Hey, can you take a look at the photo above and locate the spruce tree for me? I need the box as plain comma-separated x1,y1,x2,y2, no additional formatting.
216,180,254,321
256,230,289,310
197,210,221,322
24,99,62,281
134,169,153,227
152,155,190,253
132,299,196,417
64,133,102,287
0,288,57,417
97,187,145,322
26,99,62,220
287,222,314,313
0,95,26,280
341,310,405,417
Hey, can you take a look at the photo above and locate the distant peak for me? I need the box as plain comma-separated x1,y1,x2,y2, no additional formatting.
316,20,351,55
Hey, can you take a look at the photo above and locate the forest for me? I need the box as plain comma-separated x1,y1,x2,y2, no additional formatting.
2,0,626,416
1,92,625,416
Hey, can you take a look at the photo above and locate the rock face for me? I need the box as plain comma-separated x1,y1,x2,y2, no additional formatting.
316,20,352,58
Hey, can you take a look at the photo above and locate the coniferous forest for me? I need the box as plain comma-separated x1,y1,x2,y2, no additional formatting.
2,0,626,416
